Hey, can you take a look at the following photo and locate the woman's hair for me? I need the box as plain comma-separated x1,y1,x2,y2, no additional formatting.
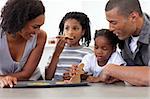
0,0,45,35
94,29,120,48
58,12,91,47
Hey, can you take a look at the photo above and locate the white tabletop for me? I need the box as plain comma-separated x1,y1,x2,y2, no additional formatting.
0,82,149,99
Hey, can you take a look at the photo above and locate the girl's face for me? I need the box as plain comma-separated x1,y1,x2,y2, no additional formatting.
63,19,85,47
18,15,45,40
94,36,115,66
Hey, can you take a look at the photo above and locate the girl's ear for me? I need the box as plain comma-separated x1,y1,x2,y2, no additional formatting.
113,46,116,52
81,29,85,36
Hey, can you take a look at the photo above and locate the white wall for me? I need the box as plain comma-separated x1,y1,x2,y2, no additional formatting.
42,0,109,46
0,0,150,45
41,0,150,46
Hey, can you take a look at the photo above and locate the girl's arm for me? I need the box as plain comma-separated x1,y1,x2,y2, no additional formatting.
45,37,66,80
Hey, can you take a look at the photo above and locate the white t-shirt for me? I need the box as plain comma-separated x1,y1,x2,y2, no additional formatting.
129,36,139,53
81,51,126,77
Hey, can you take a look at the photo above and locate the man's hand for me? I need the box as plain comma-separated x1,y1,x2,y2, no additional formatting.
92,64,120,84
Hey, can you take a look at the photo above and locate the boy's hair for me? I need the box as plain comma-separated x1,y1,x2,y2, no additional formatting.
59,12,91,47
94,29,120,48
105,0,143,17
0,0,45,36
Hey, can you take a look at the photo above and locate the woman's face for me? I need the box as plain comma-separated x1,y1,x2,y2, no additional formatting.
63,19,85,47
94,36,115,66
19,15,45,40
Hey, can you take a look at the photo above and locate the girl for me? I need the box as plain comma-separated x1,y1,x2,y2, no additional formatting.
64,29,126,83
45,12,93,81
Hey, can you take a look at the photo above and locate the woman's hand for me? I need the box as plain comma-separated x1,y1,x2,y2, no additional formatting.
0,76,17,88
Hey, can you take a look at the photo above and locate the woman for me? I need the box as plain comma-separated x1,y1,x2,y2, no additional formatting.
0,0,47,88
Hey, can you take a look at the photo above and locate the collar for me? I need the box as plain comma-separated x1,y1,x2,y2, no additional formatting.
138,14,150,44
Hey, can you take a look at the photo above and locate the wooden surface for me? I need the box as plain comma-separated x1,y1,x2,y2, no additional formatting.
0,82,149,99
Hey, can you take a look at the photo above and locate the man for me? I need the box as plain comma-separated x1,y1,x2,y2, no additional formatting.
100,0,150,86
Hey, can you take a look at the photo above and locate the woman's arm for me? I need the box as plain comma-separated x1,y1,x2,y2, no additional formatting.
8,30,47,80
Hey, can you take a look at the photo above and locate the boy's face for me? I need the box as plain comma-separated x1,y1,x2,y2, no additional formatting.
63,19,85,47
94,36,115,66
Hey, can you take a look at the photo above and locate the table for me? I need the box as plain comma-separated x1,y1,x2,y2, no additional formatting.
0,83,149,99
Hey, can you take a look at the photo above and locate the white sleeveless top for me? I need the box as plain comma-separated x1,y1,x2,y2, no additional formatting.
0,31,41,80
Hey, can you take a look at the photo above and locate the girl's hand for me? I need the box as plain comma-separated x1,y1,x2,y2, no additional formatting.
0,76,17,88
54,36,66,55
63,72,71,80
63,64,78,80
55,35,73,54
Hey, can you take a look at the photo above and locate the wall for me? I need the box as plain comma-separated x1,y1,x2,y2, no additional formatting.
41,0,150,46
0,0,150,45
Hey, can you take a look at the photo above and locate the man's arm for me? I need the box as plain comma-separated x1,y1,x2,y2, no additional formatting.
101,64,150,86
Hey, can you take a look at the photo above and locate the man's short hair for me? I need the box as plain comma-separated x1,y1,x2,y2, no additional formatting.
105,0,143,17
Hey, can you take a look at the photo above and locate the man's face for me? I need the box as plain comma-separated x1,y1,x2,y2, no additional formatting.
105,7,136,40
